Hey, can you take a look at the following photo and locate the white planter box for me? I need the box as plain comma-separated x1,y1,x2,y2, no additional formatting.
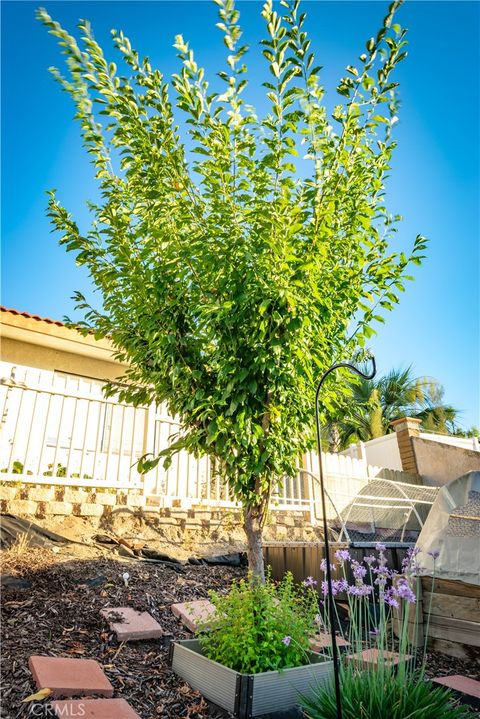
170,638,333,718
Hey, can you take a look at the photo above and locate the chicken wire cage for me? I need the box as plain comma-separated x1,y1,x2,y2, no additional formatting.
318,475,439,545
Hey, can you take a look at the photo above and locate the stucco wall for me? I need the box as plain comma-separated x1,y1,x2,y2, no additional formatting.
1,307,126,382
412,437,480,486
1,337,123,382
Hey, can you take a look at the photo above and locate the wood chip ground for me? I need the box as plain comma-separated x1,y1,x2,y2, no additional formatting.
1,548,478,718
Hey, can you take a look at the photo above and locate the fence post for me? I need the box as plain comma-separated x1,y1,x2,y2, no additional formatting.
141,402,157,496
358,440,366,462
308,471,316,526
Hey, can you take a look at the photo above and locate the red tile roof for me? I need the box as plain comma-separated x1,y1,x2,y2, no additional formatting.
0,306,65,327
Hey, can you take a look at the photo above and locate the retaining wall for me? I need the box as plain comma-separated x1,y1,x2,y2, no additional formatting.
0,482,321,544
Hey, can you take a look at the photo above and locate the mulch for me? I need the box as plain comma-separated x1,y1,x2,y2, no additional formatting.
1,548,478,719
1,548,245,719
422,649,479,683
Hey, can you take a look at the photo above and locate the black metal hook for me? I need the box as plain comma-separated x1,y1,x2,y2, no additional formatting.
314,353,376,719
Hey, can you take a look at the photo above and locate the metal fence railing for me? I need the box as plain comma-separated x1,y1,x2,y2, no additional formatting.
0,380,426,524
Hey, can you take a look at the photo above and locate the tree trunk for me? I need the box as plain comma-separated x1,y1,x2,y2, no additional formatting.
329,422,341,453
243,504,265,582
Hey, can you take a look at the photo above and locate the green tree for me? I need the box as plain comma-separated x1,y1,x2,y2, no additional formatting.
454,426,479,439
332,366,458,450
38,0,426,579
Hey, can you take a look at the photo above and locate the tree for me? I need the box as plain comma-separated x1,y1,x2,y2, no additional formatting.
38,0,426,579
454,426,479,439
331,366,458,450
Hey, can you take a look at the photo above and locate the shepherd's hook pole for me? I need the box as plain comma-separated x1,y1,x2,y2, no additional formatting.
315,354,376,719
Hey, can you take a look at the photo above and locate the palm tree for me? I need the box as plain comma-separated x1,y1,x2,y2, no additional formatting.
331,366,459,451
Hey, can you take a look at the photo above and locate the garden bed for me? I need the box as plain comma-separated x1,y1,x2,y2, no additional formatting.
170,639,332,717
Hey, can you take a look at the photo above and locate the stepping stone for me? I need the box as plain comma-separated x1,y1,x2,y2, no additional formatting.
100,606,164,641
310,632,350,653
28,656,113,698
432,675,480,708
52,699,140,718
346,648,413,669
171,599,216,632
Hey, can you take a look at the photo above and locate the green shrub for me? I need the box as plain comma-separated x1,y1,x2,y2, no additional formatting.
198,572,318,674
43,463,67,477
301,665,473,719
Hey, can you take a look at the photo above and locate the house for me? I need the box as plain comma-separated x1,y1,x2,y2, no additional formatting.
0,306,209,500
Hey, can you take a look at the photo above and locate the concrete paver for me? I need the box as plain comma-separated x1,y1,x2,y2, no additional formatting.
100,606,164,641
433,675,480,699
346,648,413,668
52,698,140,718
309,632,350,653
28,656,113,698
171,599,216,632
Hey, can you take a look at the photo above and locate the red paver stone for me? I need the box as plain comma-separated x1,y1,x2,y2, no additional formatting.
433,675,480,699
310,632,350,652
171,599,216,632
100,606,164,641
52,699,140,718
346,648,413,668
28,656,113,698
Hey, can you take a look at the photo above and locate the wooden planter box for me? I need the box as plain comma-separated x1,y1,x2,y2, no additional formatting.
170,639,333,718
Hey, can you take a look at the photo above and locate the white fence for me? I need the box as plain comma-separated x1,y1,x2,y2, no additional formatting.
0,375,419,520
0,379,146,489
340,433,402,469
342,431,479,471
0,376,240,504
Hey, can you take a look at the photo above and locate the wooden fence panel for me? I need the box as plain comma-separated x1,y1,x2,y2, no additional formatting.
420,577,480,662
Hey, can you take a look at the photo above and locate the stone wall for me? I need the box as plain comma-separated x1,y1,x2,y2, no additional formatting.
0,482,320,545
140,506,320,545
0,483,146,519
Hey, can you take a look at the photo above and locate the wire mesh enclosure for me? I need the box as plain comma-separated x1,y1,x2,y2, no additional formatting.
333,478,439,544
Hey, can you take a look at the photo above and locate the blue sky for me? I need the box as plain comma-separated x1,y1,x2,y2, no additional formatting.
2,1,479,429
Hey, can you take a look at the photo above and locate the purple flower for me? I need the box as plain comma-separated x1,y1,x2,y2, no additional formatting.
352,561,367,581
320,558,336,573
384,589,399,608
321,580,338,597
373,564,391,587
359,584,373,596
303,576,318,588
403,546,419,565
402,547,423,576
348,584,373,597
428,549,440,560
335,549,351,563
395,579,416,604
282,635,292,646
369,627,380,637
333,578,348,593
373,564,391,578
375,542,386,552
364,555,376,567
